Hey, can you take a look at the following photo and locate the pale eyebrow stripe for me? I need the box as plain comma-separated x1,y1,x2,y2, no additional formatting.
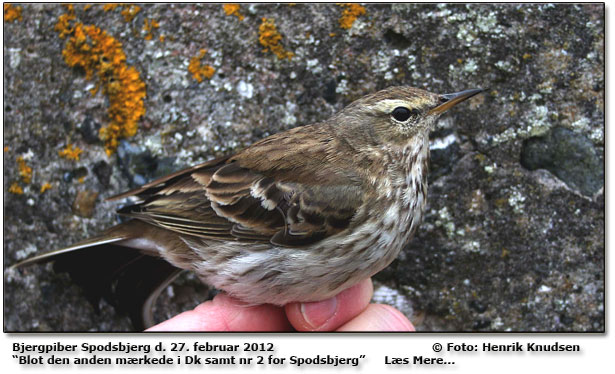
365,98,427,113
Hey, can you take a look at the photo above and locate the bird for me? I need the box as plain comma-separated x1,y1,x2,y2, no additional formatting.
11,86,484,330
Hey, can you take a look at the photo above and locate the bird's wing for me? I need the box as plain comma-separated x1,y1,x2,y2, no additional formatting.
117,124,366,246
107,155,231,201
204,162,363,246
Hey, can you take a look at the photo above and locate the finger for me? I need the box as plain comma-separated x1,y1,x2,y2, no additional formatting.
285,278,373,331
337,304,415,332
146,293,293,332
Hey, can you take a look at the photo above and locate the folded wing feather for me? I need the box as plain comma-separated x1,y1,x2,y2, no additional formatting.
116,125,366,248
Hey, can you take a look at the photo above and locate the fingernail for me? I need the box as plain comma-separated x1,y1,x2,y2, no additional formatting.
300,297,338,329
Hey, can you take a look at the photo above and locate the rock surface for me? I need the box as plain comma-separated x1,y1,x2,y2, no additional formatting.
4,3,604,331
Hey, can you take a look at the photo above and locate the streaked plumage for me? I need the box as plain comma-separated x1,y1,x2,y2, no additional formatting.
12,86,483,330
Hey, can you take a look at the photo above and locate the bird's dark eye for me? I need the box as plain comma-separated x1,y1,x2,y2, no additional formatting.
392,107,413,121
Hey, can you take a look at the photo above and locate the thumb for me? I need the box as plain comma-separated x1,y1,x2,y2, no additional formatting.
284,278,373,331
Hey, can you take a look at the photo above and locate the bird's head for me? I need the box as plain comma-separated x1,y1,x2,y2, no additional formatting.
336,86,484,146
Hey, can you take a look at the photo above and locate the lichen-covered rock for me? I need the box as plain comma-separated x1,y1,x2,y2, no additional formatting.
521,127,603,196
4,3,603,331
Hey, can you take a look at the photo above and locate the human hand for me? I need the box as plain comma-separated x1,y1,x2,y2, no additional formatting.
146,278,414,332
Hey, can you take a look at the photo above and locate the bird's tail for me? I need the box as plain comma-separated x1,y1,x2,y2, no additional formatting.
10,221,183,330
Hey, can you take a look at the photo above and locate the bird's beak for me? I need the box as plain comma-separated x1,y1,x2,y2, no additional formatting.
428,88,484,115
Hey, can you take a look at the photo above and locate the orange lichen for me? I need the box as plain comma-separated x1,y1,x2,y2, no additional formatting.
54,6,76,39
98,60,146,154
40,183,52,193
4,4,22,22
188,49,216,82
159,34,165,43
329,32,336,37
4,146,9,152
78,176,86,184
258,18,294,60
9,182,23,195
103,4,122,12
83,4,92,12
338,3,365,29
57,10,146,155
101,3,140,23
16,156,32,184
89,85,99,96
121,4,141,22
143,18,159,40
58,144,83,161
223,4,244,21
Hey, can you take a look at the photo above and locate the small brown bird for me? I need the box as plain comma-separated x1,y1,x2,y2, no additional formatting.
12,86,483,329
